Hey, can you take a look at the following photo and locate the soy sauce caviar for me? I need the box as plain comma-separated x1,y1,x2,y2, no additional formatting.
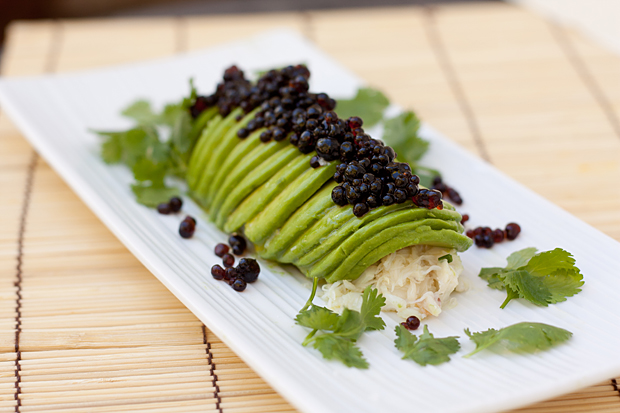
169,197,183,212
466,223,521,248
222,253,235,268
189,64,441,217
431,175,463,205
211,264,225,280
237,258,260,283
401,315,420,331
460,214,470,225
214,243,229,257
232,277,247,292
179,216,196,238
228,233,247,256
157,203,171,215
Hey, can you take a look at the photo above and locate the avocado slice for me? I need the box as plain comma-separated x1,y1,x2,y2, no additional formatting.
216,146,300,230
189,107,243,195
187,113,223,188
325,222,473,283
208,127,265,214
244,161,338,245
210,137,289,224
310,216,458,280
223,152,312,233
299,204,462,270
260,182,338,260
198,107,262,205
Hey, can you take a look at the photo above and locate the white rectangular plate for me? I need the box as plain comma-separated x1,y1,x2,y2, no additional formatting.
1,29,620,413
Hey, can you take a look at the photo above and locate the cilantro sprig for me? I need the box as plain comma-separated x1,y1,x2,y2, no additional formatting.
335,88,390,127
465,322,572,357
95,81,209,207
479,248,584,309
394,325,460,366
295,286,386,369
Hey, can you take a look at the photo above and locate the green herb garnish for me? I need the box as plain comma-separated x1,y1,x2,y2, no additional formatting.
335,87,390,127
464,322,572,357
295,286,386,369
394,325,460,366
479,248,584,309
438,254,453,263
382,111,429,163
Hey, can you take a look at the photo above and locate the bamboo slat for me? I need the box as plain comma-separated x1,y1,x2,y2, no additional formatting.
1,3,619,412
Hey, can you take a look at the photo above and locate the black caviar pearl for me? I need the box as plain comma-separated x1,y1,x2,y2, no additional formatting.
343,132,355,142
157,203,171,215
353,203,369,217
357,147,371,159
406,182,419,197
211,264,225,280
370,163,384,176
394,188,408,204
358,184,369,195
383,146,396,160
346,186,361,203
272,127,286,141
370,180,382,194
336,163,346,174
289,133,299,146
347,116,363,129
179,219,195,238
492,229,505,243
475,234,494,249
298,132,315,154
310,156,321,168
385,183,396,194
340,141,355,161
411,175,420,185
276,118,289,129
253,116,264,127
237,128,249,138
316,138,339,160
331,186,348,206
345,164,364,180
334,172,344,183
214,243,229,257
224,267,237,284
237,258,260,283
352,179,362,187
306,118,319,129
359,159,371,169
413,189,443,210
402,316,420,331
260,130,272,142
273,105,285,117
505,223,521,240
382,194,395,206
446,187,463,205
222,253,235,268
229,233,247,253
392,172,409,188
281,98,294,109
306,104,322,118
169,197,183,212
366,195,379,208
292,108,305,118
363,173,375,184
232,245,245,256
247,119,258,130
231,277,247,292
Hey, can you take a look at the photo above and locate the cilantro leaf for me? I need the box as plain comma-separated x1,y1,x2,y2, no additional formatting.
122,100,160,125
360,286,386,332
478,248,584,308
394,325,460,366
132,157,168,187
295,306,340,331
464,322,572,357
296,288,386,368
131,184,180,207
312,335,368,369
335,87,389,127
100,132,123,164
438,254,453,263
382,111,429,164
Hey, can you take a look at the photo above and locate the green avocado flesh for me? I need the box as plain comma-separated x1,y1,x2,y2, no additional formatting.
188,109,472,281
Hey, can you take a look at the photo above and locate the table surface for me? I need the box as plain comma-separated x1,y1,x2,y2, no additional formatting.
1,2,620,412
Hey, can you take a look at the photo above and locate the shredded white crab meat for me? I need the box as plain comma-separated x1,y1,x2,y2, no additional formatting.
319,245,467,320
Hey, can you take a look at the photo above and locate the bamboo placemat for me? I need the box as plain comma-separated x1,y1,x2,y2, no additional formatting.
1,3,619,412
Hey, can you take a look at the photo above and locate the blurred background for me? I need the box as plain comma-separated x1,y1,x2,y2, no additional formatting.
1,0,619,55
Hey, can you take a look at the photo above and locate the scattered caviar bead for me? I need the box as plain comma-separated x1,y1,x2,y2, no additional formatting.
505,223,521,240
237,258,260,283
214,243,229,257
366,195,379,208
481,227,492,236
224,267,237,284
332,186,348,206
179,220,195,238
461,214,470,225
401,316,420,331
310,156,321,168
222,253,235,268
353,202,369,217
231,277,247,292
473,227,483,236
446,187,463,205
466,229,475,238
211,264,225,280
412,189,443,210
382,194,395,206
157,203,171,215
231,245,244,256
272,127,286,141
492,229,505,243
394,188,408,204
474,234,494,248
184,215,196,226
228,233,247,254
289,133,299,146
237,127,249,138
169,197,183,212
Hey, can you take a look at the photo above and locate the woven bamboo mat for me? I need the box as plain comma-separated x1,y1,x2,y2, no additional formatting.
1,2,620,412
